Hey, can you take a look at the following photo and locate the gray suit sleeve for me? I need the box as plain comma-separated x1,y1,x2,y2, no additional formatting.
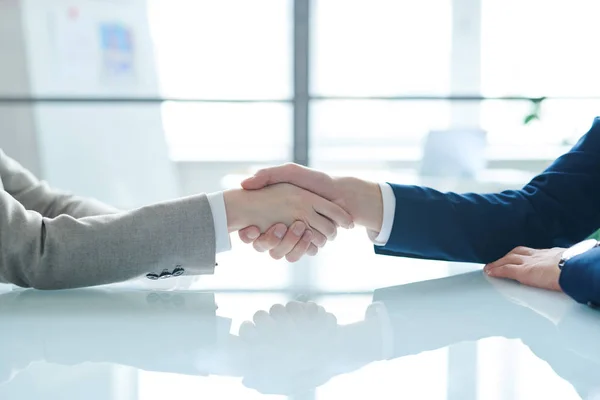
0,191,217,290
0,149,119,218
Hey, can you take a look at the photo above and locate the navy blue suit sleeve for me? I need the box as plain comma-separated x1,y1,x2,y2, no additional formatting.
375,118,600,264
559,247,600,306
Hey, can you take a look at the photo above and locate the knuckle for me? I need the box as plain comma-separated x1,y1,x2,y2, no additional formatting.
255,168,267,177
253,310,269,322
513,246,531,255
238,321,256,338
294,220,307,230
512,254,525,264
497,256,509,264
286,163,300,172
269,303,285,314
286,301,302,311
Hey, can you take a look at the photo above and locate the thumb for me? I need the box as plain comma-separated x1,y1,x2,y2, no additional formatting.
241,170,271,190
241,163,302,190
241,163,339,202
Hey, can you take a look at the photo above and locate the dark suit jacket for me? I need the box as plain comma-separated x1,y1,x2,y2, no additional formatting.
375,118,600,306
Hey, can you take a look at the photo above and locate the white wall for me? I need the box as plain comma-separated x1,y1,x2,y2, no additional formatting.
0,0,41,175
7,0,178,208
21,0,159,97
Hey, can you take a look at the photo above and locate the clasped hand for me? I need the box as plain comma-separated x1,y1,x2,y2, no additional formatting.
231,164,567,295
230,163,383,262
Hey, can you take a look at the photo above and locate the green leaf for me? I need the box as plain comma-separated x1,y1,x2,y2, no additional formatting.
523,113,539,124
523,97,546,125
589,229,600,241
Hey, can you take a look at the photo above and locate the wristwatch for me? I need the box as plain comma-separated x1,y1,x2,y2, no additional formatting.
558,239,600,270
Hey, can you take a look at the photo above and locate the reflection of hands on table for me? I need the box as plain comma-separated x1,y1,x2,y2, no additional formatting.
237,300,340,395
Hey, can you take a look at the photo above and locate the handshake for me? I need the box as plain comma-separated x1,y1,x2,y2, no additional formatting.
224,163,385,262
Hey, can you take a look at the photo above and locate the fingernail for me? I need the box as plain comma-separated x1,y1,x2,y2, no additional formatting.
247,231,259,240
293,223,305,236
303,230,313,241
349,222,355,229
274,226,286,239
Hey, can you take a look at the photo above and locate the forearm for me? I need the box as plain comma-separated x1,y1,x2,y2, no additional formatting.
333,320,387,364
378,185,563,263
335,177,384,233
223,189,254,232
349,120,600,264
377,157,600,264
331,175,574,263
0,192,217,289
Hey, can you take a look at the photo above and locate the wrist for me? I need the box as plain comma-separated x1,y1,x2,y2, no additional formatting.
336,320,385,363
335,177,383,232
223,189,253,232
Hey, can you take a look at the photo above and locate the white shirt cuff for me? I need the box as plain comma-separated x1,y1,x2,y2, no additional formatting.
367,183,396,246
207,191,232,254
365,302,395,360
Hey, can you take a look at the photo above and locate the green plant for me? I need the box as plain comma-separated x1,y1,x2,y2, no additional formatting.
523,97,546,125
588,229,600,241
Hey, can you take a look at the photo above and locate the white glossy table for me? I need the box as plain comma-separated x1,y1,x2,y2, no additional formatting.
0,267,598,400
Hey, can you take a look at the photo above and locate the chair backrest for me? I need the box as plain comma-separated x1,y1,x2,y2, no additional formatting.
420,129,487,179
